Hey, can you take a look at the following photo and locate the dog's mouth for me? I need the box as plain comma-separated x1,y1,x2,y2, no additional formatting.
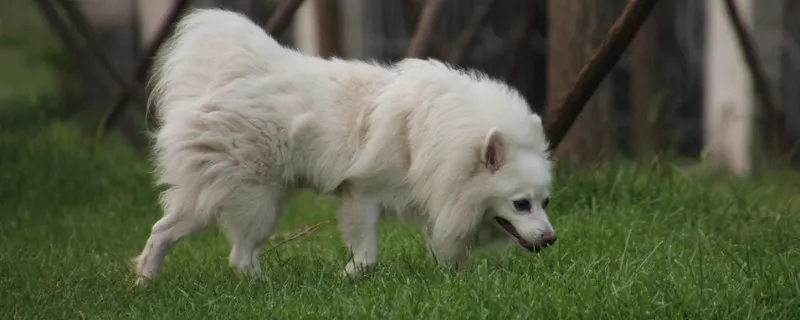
494,217,537,252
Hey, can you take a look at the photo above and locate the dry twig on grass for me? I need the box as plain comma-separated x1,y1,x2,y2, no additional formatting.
263,218,335,253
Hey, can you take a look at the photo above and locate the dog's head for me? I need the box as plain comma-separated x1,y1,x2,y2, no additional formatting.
475,118,556,253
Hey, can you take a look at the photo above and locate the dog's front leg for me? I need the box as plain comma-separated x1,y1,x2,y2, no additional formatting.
425,232,469,271
338,188,381,277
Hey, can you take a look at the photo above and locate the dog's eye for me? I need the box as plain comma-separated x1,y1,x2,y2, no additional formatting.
512,199,531,211
543,197,550,209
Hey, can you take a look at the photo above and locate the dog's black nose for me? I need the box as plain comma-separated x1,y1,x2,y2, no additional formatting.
541,230,557,247
529,231,557,253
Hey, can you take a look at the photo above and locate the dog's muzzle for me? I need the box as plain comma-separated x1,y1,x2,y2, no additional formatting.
494,217,557,252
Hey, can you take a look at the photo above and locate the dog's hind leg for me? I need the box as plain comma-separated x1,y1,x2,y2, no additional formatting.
338,187,382,277
219,186,289,277
134,188,210,286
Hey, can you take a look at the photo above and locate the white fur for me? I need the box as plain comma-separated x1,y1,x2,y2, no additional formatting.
133,9,555,284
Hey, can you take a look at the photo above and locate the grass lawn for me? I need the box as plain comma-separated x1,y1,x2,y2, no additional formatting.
2,101,800,319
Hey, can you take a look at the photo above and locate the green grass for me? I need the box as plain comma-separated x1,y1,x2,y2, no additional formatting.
1,100,800,319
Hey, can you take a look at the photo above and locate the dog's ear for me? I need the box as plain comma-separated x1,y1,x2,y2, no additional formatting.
480,127,505,173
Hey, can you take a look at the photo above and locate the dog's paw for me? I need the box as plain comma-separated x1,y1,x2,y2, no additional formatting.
134,276,149,288
342,260,376,278
232,265,262,278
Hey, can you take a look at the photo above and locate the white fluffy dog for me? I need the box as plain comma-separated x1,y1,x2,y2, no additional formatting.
133,8,556,285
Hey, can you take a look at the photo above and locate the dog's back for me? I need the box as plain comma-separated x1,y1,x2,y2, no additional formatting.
148,9,393,191
149,9,290,119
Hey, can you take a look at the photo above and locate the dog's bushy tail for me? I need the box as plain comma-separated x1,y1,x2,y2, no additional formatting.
147,8,288,122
